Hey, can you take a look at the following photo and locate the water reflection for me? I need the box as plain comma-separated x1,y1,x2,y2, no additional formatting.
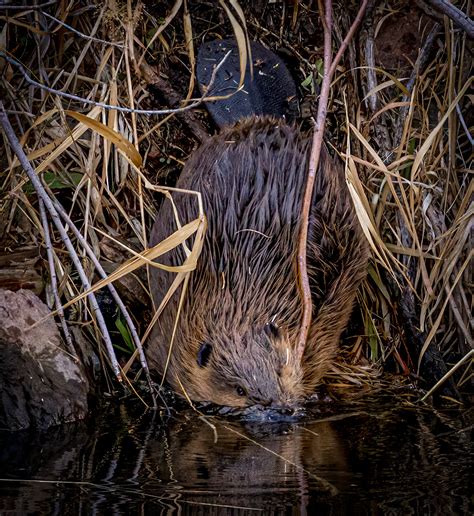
0,398,471,514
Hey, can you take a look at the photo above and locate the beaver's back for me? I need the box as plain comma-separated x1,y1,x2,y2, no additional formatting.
148,117,368,407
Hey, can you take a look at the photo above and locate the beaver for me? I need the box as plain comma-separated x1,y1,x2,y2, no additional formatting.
196,38,298,125
147,115,369,408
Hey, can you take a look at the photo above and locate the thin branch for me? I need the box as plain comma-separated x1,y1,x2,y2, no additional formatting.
0,1,58,9
328,0,369,79
394,22,441,148
1,53,202,115
41,12,125,48
49,195,157,408
0,101,122,381
423,0,474,39
455,93,474,145
296,0,369,361
38,198,77,358
420,349,473,402
0,50,231,116
361,1,393,160
296,0,333,361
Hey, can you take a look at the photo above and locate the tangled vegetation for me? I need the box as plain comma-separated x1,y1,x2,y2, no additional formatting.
0,0,472,405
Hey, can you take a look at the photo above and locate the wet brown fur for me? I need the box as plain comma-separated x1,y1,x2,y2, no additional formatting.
148,116,369,408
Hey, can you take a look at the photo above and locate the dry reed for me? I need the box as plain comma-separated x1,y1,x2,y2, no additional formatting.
0,0,471,402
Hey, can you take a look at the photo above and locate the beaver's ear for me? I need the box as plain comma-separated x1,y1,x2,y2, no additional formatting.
197,342,213,367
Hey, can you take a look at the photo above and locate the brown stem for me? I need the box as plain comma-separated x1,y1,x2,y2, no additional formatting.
296,0,369,361
296,0,333,361
329,0,370,79
422,0,474,39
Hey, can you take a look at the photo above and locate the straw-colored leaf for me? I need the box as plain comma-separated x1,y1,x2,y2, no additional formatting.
66,110,142,167
219,0,250,87
411,78,472,180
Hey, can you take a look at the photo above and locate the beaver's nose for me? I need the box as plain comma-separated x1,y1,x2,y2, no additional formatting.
270,404,295,416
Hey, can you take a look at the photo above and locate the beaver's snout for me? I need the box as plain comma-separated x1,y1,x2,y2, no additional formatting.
241,404,304,423
191,323,305,408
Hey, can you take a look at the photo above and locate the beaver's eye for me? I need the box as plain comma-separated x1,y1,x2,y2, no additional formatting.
264,322,280,340
235,385,247,397
197,342,212,367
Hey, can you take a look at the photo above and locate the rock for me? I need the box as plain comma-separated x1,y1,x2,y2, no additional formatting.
0,246,43,294
0,289,89,431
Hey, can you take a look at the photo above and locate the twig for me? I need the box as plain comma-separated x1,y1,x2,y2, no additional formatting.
0,1,58,9
296,0,333,361
328,0,370,79
456,96,474,146
394,22,441,148
1,53,204,116
41,12,125,48
0,101,122,381
296,0,369,361
362,2,378,113
361,0,393,160
38,198,77,358
420,349,473,402
49,195,157,408
1,50,231,117
422,0,474,39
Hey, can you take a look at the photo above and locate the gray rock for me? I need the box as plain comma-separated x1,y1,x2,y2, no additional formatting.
0,289,89,430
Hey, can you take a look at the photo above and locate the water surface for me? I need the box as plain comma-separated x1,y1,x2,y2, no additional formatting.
0,396,471,514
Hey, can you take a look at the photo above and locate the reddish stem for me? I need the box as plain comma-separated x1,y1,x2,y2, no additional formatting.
296,0,369,362
329,0,369,79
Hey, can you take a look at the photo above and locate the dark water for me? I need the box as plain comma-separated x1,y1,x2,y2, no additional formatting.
0,397,472,515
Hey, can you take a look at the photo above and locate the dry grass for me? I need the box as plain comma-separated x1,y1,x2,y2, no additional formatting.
0,0,471,400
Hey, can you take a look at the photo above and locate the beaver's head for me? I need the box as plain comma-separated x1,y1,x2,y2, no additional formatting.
181,322,304,408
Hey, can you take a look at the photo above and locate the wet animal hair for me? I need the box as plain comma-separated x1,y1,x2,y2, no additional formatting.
147,117,369,408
